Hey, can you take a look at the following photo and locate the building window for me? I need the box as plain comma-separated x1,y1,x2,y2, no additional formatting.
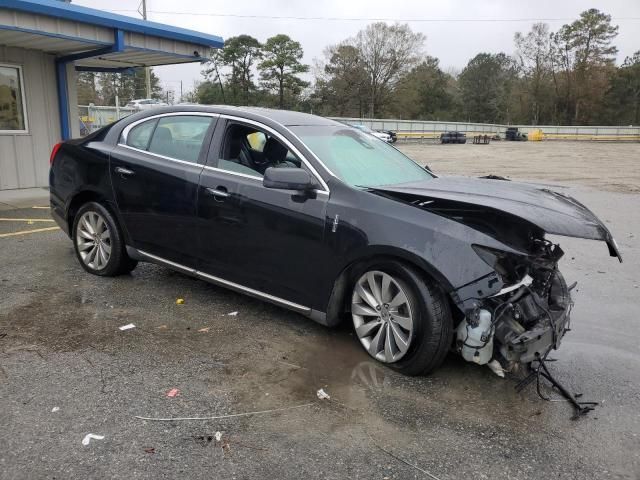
0,64,28,133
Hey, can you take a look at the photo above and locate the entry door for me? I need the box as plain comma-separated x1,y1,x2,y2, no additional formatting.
196,121,329,308
110,114,217,266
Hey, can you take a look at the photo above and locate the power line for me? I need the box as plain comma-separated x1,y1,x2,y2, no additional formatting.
108,10,640,23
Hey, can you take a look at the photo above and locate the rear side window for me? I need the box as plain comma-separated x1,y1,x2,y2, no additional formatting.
126,119,157,150
148,116,213,163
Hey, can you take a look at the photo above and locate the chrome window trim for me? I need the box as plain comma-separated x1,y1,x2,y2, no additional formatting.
136,248,310,313
219,114,330,193
117,143,205,169
120,112,220,144
200,165,329,196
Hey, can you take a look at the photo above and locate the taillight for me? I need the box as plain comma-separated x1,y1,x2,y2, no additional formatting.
50,142,63,166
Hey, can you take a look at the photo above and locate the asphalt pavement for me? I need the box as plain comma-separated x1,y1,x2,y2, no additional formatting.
0,184,638,479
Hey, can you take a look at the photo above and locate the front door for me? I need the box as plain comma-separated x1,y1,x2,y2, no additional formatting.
196,119,330,308
110,113,217,266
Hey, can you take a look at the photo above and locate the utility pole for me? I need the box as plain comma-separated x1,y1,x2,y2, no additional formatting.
142,0,151,99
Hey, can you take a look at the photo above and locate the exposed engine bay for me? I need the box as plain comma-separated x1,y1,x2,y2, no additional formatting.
455,241,573,373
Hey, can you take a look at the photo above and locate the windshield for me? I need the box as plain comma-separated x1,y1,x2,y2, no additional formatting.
291,125,433,188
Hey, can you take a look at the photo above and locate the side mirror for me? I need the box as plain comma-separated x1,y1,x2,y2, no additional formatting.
263,167,315,191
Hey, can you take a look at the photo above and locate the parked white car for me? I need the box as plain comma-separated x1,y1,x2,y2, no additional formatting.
350,124,392,143
126,99,169,111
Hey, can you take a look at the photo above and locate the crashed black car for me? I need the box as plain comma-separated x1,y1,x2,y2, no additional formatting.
49,106,621,376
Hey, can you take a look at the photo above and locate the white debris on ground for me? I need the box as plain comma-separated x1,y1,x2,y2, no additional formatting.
81,433,105,446
316,388,330,400
227,311,238,316
215,431,222,442
51,407,59,413
487,359,506,378
118,323,136,331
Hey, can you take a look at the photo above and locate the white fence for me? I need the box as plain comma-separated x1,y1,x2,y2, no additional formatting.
77,107,640,141
332,117,640,141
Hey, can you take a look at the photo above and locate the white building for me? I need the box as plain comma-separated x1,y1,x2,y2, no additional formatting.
0,0,223,191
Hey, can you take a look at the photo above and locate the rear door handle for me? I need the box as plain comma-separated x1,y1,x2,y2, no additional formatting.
115,166,135,176
205,187,230,199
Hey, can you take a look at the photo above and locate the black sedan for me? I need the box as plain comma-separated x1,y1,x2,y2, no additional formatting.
49,106,621,376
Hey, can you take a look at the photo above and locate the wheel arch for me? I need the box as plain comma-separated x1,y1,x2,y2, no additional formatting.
322,247,455,328
66,190,128,243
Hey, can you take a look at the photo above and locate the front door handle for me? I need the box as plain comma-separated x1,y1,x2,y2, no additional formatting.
205,187,230,199
115,166,135,177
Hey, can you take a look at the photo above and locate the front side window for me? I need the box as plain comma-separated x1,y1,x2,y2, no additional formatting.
290,126,433,188
147,116,213,163
218,123,301,177
0,64,27,132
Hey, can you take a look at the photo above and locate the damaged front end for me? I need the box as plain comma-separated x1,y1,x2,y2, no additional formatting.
455,241,573,372
369,177,621,376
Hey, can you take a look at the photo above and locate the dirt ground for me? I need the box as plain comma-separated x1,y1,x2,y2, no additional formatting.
398,140,640,194
1,143,639,479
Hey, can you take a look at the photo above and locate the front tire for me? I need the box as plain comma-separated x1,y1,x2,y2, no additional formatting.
72,202,137,276
351,261,453,376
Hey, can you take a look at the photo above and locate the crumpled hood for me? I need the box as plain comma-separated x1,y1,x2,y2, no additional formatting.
372,176,622,262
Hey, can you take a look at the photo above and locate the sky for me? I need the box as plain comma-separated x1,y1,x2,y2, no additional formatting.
74,0,640,99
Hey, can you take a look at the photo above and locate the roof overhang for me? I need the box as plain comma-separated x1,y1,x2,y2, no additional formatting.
0,0,223,69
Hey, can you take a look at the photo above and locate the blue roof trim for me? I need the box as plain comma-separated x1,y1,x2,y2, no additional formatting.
2,0,224,48
0,24,112,47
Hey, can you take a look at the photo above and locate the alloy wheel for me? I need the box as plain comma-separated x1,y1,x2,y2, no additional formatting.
352,271,414,363
76,211,112,270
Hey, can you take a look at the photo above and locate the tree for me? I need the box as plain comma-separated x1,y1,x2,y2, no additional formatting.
220,35,262,105
77,72,98,104
458,53,519,123
312,43,368,117
353,23,425,116
258,34,309,109
95,68,162,106
605,51,640,124
514,23,554,124
202,50,226,103
551,9,619,123
389,56,455,119
132,68,163,100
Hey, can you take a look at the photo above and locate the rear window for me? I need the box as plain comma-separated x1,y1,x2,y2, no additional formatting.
147,116,213,163
126,119,157,150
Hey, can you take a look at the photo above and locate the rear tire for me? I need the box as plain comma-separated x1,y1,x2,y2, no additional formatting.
72,201,137,276
350,261,453,376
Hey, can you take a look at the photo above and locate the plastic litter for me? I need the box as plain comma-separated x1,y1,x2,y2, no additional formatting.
215,431,222,442
176,298,185,305
81,433,104,446
198,327,210,333
487,359,505,378
316,388,330,400
51,406,60,413
119,323,135,331
143,447,155,454
166,388,180,398
227,311,238,316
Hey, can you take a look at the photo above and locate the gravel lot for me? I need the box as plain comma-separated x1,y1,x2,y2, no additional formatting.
398,140,640,194
1,141,639,479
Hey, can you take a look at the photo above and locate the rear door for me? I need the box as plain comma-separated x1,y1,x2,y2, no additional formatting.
110,113,217,266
